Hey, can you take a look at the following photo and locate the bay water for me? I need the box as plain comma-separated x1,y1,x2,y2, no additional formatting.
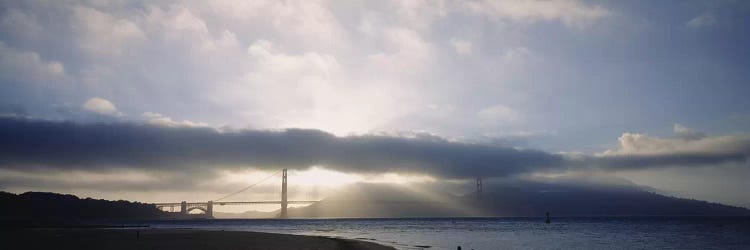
145,217,750,249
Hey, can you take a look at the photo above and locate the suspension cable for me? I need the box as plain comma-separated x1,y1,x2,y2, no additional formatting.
214,169,282,201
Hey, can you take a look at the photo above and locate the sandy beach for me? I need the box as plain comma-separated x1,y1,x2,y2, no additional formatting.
0,228,395,250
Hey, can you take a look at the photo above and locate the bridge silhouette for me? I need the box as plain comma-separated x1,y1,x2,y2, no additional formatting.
155,169,319,218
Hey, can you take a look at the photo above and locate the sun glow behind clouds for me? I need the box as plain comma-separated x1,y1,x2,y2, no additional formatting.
291,166,363,188
211,167,439,213
219,166,437,190
293,167,438,187
215,166,439,205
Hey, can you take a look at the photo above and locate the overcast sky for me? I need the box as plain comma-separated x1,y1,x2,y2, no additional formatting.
0,0,748,209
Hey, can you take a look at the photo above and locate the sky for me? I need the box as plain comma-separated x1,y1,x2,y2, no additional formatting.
0,0,748,210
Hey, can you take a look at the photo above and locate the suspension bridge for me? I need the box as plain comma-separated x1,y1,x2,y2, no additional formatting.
154,169,319,218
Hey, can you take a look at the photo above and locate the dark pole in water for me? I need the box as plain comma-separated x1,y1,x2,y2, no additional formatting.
545,212,551,224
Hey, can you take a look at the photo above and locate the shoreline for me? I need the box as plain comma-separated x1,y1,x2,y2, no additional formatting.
0,228,396,250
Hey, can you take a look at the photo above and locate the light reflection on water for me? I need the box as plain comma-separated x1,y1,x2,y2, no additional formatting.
144,217,750,250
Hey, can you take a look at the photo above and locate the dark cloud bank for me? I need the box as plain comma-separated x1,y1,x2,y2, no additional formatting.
0,117,747,178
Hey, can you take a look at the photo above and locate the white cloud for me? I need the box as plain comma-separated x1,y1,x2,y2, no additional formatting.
391,0,448,31
142,112,208,128
72,6,146,56
0,42,65,84
189,0,345,50
367,27,435,77
463,0,610,28
673,124,706,141
686,13,717,29
82,97,118,116
601,132,750,157
450,38,473,56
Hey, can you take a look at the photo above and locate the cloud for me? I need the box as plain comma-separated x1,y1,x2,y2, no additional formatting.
142,112,208,128
673,124,706,141
82,97,118,116
0,116,564,178
191,0,346,49
601,131,747,157
367,27,435,76
6,116,742,179
450,38,472,56
0,41,65,84
686,13,717,29
72,6,146,56
462,0,610,28
586,125,749,170
585,152,746,171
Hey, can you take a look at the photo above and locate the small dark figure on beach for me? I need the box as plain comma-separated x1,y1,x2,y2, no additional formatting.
457,246,461,250
545,212,551,224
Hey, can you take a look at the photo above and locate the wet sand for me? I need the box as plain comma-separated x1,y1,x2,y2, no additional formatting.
0,228,396,250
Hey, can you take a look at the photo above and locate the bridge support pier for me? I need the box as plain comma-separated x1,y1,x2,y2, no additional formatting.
280,169,288,218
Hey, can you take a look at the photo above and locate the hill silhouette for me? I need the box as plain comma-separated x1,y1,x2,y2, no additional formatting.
283,181,750,218
468,180,750,216
0,191,167,221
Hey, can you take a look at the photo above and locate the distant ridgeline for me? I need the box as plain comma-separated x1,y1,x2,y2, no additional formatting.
284,182,750,218
0,191,168,221
463,183,750,217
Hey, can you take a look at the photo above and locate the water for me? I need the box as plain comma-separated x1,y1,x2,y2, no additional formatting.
142,217,750,250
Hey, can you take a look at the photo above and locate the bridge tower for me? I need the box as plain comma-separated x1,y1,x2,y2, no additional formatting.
180,201,187,214
280,168,288,218
206,200,213,218
476,177,483,198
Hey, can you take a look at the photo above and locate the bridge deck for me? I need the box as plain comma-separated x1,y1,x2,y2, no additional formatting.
154,201,319,207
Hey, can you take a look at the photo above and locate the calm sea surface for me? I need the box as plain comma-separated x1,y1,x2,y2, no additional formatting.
143,217,750,250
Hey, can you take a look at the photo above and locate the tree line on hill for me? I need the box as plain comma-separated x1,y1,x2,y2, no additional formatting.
0,191,167,221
